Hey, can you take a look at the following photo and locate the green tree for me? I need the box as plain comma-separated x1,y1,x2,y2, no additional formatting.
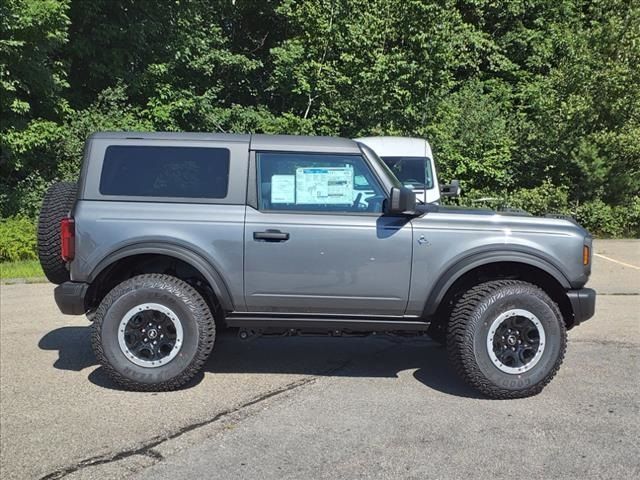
0,0,71,216
0,0,638,238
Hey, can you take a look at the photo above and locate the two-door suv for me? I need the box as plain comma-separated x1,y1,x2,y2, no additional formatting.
38,132,596,398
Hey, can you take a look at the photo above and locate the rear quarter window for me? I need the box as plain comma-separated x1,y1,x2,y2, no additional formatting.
99,145,230,198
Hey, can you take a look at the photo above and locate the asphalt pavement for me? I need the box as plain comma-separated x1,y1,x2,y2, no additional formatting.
0,240,638,480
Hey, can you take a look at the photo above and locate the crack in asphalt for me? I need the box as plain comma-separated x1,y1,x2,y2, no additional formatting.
39,331,633,480
38,345,391,480
39,377,315,480
598,293,639,296
144,449,164,460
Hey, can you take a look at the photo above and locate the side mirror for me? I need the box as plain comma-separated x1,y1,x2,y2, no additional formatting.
441,179,461,197
386,187,416,215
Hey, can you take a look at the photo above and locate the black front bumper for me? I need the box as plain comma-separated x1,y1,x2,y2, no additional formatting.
567,288,596,325
54,282,89,315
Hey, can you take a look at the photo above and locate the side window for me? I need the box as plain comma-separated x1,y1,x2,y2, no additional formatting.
100,146,230,198
257,152,385,213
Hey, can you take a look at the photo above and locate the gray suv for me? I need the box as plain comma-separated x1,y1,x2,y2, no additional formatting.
38,132,596,398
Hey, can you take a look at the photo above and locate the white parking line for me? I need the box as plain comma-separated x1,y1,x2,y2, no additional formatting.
594,253,640,271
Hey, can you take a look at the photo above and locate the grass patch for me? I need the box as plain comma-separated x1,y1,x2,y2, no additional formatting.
0,260,44,280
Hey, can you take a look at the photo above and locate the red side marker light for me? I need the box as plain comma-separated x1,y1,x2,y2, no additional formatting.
61,218,75,262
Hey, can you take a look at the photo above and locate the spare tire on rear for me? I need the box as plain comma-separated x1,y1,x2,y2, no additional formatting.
37,181,77,284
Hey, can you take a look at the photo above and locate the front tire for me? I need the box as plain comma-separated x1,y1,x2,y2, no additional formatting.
91,274,215,391
447,280,566,399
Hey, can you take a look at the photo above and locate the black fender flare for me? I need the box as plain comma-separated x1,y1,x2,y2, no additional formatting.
88,241,235,311
423,247,571,317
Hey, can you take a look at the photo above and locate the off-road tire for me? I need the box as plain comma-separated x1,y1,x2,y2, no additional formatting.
91,274,216,391
37,181,77,284
447,280,566,399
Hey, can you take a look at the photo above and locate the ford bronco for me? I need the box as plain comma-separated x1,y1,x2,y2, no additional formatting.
38,132,596,398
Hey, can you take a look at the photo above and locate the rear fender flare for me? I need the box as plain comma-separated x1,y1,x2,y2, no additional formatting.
88,242,234,311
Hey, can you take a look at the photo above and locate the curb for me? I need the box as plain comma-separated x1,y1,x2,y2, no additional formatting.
1,277,48,285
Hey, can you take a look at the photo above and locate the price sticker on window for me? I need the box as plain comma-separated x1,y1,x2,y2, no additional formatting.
271,175,295,203
295,167,353,204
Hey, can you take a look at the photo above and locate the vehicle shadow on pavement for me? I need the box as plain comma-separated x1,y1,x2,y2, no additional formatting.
38,326,96,371
38,327,482,399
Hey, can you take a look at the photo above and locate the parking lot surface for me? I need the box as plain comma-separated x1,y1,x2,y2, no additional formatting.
1,240,638,479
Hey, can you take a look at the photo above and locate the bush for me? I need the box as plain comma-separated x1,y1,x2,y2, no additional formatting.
450,181,572,216
576,197,640,238
0,217,37,262
619,196,640,237
575,200,622,237
505,181,571,217
449,182,639,238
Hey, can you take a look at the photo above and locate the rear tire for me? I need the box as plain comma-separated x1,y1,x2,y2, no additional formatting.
447,280,566,399
91,274,215,391
37,181,77,284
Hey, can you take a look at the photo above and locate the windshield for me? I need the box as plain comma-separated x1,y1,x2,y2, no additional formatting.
381,156,434,190
357,143,403,189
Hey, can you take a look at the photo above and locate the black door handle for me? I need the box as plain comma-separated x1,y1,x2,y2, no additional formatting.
253,230,290,242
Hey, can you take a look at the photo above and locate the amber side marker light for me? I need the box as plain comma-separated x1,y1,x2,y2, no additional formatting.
583,245,590,266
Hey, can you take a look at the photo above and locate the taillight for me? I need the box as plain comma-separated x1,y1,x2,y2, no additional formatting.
61,218,75,262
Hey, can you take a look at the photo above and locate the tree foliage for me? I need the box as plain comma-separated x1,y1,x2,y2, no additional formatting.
1,0,638,236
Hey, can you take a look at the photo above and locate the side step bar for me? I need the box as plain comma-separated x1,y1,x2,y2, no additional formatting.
226,313,430,332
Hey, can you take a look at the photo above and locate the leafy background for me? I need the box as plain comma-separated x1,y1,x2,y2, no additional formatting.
1,0,639,261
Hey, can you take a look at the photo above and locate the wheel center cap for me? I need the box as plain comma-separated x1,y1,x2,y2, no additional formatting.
507,335,517,346
148,329,158,340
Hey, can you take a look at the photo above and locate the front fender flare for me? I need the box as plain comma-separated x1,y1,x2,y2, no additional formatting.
423,248,571,317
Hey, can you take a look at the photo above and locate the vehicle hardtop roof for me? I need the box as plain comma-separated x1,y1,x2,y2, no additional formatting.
251,133,359,153
89,132,361,153
89,131,251,142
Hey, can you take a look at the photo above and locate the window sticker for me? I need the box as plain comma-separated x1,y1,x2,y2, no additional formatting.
295,166,354,204
271,175,295,203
